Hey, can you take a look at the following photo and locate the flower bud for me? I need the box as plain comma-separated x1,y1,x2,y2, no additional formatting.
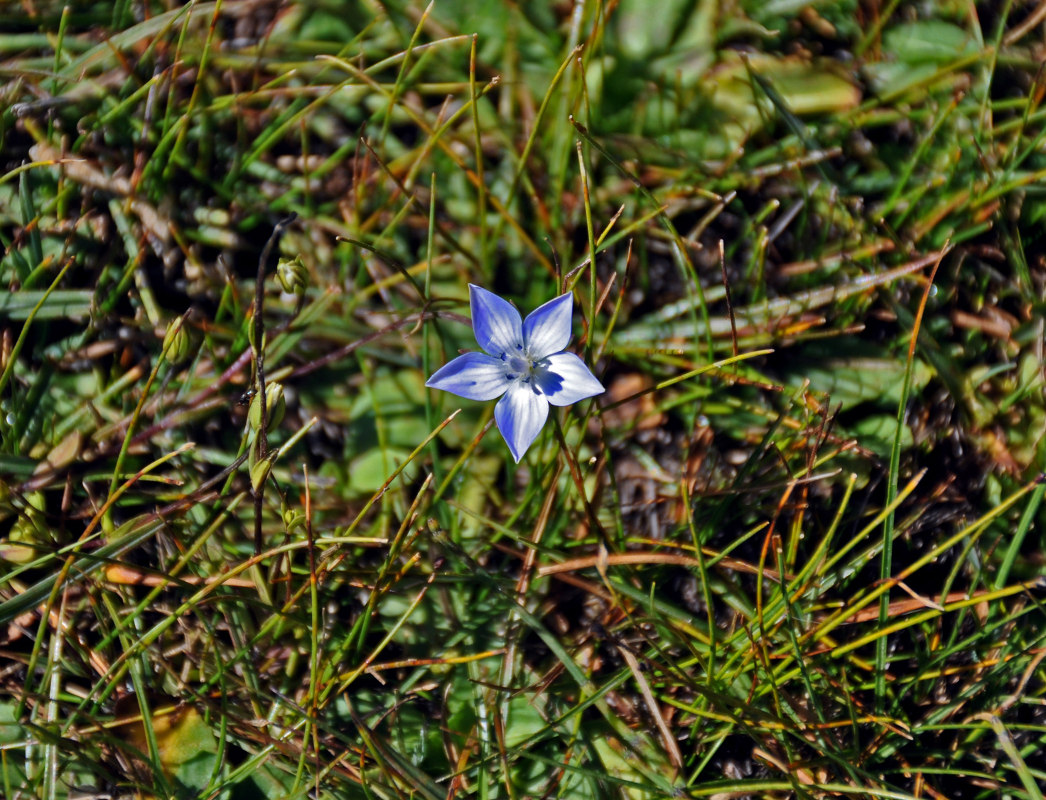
282,502,306,533
1,492,46,564
250,454,274,492
162,315,195,364
248,382,286,433
276,255,308,297
0,521,37,563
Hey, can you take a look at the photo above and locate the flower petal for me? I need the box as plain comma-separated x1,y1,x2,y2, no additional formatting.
470,284,523,356
535,352,605,406
495,383,549,462
426,352,510,401
522,291,574,360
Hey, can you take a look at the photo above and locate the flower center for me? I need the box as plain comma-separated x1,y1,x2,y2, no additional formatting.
501,347,544,390
506,353,530,374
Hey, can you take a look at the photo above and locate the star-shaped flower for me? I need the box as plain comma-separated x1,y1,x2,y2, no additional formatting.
427,284,605,462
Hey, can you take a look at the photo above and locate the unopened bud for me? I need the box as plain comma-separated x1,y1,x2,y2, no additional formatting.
162,315,195,364
276,256,308,296
248,383,286,433
282,503,306,533
250,454,274,492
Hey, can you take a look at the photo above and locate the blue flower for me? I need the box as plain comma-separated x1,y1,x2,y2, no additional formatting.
427,284,605,462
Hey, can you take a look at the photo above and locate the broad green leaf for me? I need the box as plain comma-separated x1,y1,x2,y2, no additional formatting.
883,20,980,64
504,694,546,749
852,414,913,457
347,446,413,494
164,708,219,795
788,355,933,408
349,370,432,449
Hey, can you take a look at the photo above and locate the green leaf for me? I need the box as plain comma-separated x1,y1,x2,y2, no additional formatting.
0,702,27,795
883,20,980,64
163,708,219,795
852,414,913,458
347,446,413,494
0,290,93,320
504,694,546,749
349,370,433,449
790,355,933,408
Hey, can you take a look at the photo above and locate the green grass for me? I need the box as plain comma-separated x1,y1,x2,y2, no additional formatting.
1,1,1045,798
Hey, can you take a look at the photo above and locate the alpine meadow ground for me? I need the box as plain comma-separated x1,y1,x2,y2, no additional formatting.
1,2,1045,798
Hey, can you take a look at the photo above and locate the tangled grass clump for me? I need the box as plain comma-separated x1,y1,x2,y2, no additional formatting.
1,1,1045,798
